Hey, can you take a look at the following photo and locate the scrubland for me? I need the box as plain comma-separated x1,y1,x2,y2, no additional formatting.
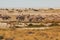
0,8,59,40
0,27,59,40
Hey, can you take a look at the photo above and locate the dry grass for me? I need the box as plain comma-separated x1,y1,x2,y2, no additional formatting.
0,8,60,40
0,27,59,40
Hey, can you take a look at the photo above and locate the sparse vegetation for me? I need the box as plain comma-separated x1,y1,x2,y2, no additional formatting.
0,35,4,40
50,23,59,26
0,28,59,40
27,31,35,34
28,23,45,27
0,8,60,40
5,38,13,40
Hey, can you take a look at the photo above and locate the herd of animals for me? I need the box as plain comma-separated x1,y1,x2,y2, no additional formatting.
0,14,60,23
0,8,60,28
0,8,59,40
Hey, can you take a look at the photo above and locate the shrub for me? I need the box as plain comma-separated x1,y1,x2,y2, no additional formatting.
28,23,45,27
40,23,45,27
50,23,59,26
27,31,35,34
28,24,33,26
9,26,16,31
0,35,4,39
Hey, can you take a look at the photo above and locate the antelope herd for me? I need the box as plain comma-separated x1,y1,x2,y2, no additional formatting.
0,8,60,28
0,8,60,40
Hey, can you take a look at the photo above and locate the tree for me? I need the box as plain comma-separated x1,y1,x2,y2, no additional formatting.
48,8,54,10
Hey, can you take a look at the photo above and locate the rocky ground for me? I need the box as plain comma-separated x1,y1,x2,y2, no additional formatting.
0,27,59,40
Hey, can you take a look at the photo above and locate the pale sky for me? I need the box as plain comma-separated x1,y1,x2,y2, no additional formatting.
0,0,60,8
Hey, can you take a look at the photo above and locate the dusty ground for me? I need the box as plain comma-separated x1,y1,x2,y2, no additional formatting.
0,27,60,40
